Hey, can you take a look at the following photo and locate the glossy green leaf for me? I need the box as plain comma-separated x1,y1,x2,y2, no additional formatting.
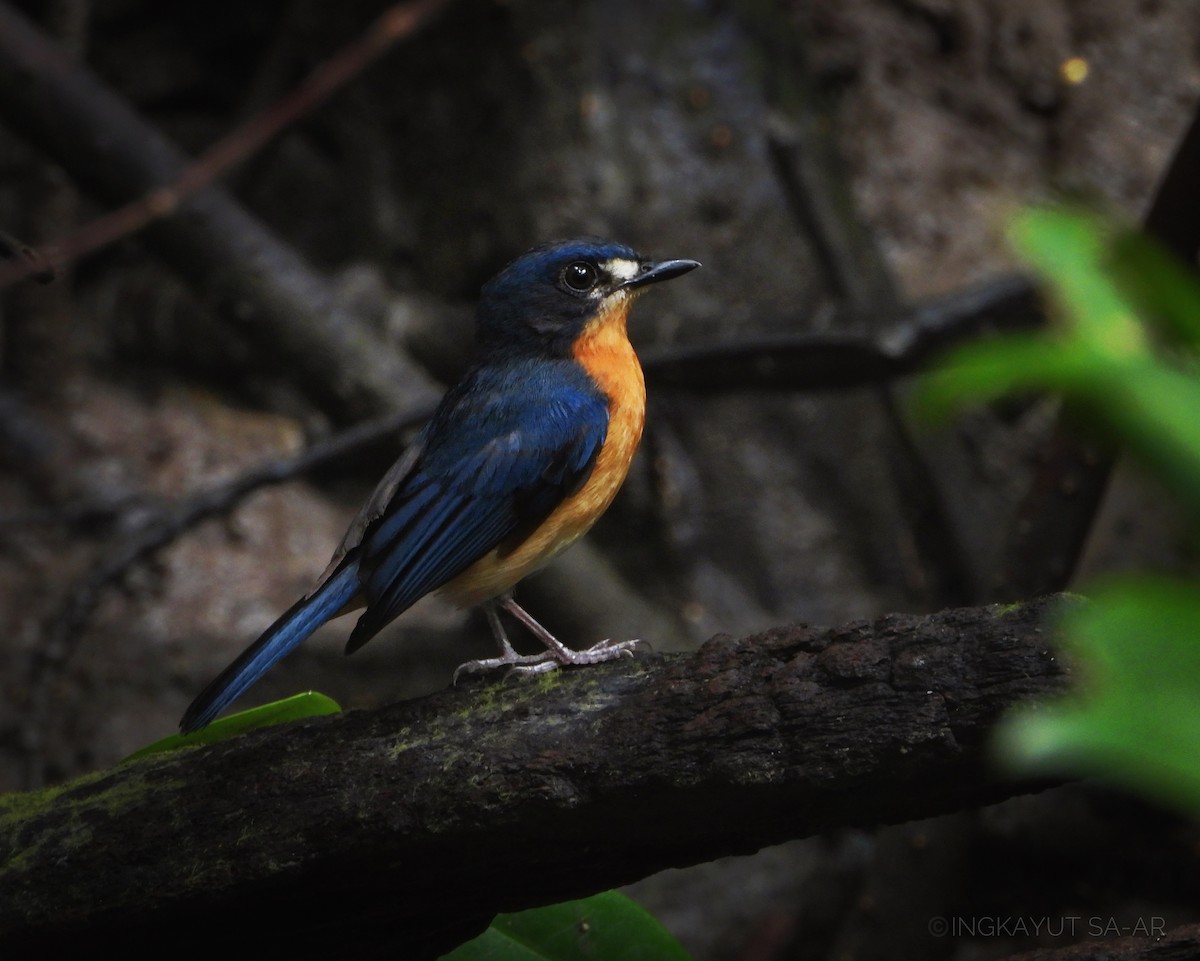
124,691,342,760
440,891,693,961
998,580,1200,813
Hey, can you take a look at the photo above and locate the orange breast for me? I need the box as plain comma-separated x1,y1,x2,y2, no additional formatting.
440,295,646,607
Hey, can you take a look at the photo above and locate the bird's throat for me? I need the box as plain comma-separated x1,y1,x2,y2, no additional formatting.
572,295,647,423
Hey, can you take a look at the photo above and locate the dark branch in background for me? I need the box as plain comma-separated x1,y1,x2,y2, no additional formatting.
17,405,434,788
765,111,895,311
0,0,460,785
993,99,1200,600
0,1,446,421
1,596,1070,960
4,2,88,413
1140,104,1200,264
642,272,1039,392
0,227,55,284
758,13,976,608
0,0,451,288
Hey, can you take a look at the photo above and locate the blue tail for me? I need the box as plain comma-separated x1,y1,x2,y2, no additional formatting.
179,558,361,733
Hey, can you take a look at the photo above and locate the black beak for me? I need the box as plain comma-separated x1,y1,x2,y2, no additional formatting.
623,258,701,290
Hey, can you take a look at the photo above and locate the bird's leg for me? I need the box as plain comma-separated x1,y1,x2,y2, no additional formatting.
483,600,521,661
452,594,642,682
452,598,566,682
499,596,642,668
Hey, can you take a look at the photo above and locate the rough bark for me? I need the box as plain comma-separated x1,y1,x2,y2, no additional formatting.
0,596,1071,958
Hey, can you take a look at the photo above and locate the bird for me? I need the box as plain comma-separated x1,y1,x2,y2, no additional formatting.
180,239,699,732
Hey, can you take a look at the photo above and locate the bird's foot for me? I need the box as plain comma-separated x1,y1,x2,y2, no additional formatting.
452,637,643,684
545,636,644,666
453,649,557,683
453,596,645,684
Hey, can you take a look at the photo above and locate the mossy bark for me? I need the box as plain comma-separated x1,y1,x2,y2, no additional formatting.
1,596,1070,959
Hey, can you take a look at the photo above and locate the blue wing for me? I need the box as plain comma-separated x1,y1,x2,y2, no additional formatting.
343,360,609,652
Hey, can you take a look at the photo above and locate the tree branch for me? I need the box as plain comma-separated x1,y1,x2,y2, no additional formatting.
1,595,1071,959
19,404,435,788
0,2,442,420
641,272,1040,392
1009,923,1200,961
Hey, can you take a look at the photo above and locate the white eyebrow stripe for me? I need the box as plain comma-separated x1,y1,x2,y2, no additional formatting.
603,258,640,282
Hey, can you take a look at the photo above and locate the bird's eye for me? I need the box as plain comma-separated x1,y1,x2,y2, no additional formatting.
562,261,599,292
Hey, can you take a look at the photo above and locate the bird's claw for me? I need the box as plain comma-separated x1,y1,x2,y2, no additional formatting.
562,637,643,664
452,637,644,684
452,651,552,684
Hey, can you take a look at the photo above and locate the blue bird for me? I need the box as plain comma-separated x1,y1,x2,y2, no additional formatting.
180,239,699,732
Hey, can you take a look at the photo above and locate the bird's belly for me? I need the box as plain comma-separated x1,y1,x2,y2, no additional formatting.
440,404,643,607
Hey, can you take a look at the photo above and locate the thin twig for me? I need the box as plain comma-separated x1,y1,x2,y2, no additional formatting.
642,273,1039,392
760,26,974,607
0,0,453,289
0,227,55,285
22,404,433,788
0,1,444,420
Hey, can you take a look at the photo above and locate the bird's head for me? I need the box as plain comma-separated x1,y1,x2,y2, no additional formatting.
476,239,699,357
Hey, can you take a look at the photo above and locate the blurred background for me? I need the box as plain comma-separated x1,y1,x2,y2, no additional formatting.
2,1,1199,958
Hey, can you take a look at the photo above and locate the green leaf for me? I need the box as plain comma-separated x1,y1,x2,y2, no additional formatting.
440,891,693,961
915,335,1102,421
124,691,342,760
1008,207,1149,359
917,205,1200,508
1093,361,1200,513
997,580,1200,813
1109,230,1200,349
